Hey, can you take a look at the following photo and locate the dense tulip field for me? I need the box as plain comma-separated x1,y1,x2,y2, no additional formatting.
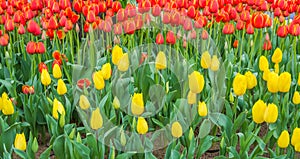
0,0,300,158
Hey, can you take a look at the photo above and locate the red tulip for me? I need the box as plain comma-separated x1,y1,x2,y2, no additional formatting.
5,19,14,31
38,62,48,73
116,8,127,22
22,85,34,94
209,0,219,13
52,2,60,13
65,20,73,30
135,14,144,30
77,78,91,89
236,20,244,30
166,30,176,45
26,41,36,54
201,29,209,40
0,36,8,46
289,23,300,36
27,19,41,36
152,4,161,17
87,10,96,23
170,10,180,26
103,20,112,33
126,4,136,17
240,10,250,22
48,16,59,30
112,1,122,13
246,23,254,34
187,6,196,19
188,29,197,39
18,24,25,34
162,12,171,24
59,0,70,10
251,12,265,28
36,42,45,54
223,23,235,34
195,16,207,28
156,33,164,44
99,1,107,13
139,53,148,65
274,7,281,17
73,0,82,13
59,15,67,27
141,0,151,13
113,23,123,35
183,18,193,31
57,30,66,39
263,40,272,50
233,40,238,48
124,20,136,35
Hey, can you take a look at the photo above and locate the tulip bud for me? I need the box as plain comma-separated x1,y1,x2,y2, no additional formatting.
112,96,120,110
252,100,267,124
90,107,103,130
32,137,38,153
156,33,164,45
76,132,82,143
198,101,208,117
79,95,90,110
272,48,282,64
155,51,167,70
187,91,196,105
298,73,300,86
14,133,26,151
229,92,234,103
201,51,211,69
57,79,67,95
69,128,76,139
120,129,126,146
293,91,300,104
117,53,129,72
188,127,194,141
188,71,205,94
166,31,176,45
277,130,290,148
137,117,148,135
264,103,278,123
59,113,65,127
171,121,183,138
233,73,247,96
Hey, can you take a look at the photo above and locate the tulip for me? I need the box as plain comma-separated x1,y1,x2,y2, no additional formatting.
244,71,257,89
41,69,51,86
14,133,26,151
187,6,196,18
118,53,129,72
187,91,196,105
252,12,265,28
233,73,247,96
52,98,65,120
0,96,2,111
201,29,208,40
198,101,208,117
201,51,211,69
79,95,90,110
277,130,290,148
26,41,36,54
137,117,148,135
57,79,67,95
155,51,167,70
277,26,288,38
27,19,41,36
38,63,48,73
152,4,161,17
0,36,8,46
252,100,267,124
278,72,291,93
293,91,300,104
18,24,25,34
259,56,269,72
156,33,164,45
1,92,14,115
210,55,220,71
274,63,279,74
77,78,91,90
264,103,278,123
188,71,205,94
113,96,120,109
263,69,270,81
233,40,238,48
112,45,123,65
295,143,300,152
171,121,183,138
90,107,103,130
272,48,282,64
5,19,14,31
291,128,300,146
166,31,176,45
267,72,279,93
52,64,62,79
93,71,105,90
101,63,111,80
131,93,144,116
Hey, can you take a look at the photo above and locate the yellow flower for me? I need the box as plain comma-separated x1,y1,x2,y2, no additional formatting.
137,117,148,135
131,93,144,115
93,71,105,90
53,64,62,79
201,51,211,69
298,73,300,86
155,51,167,70
112,96,120,109
52,98,65,120
274,63,279,74
188,71,205,94
264,103,278,123
90,107,103,130
112,45,123,65
252,100,267,124
291,127,300,146
57,79,67,95
1,92,14,115
293,91,300,104
171,121,183,138
41,69,51,86
187,91,196,105
210,55,219,71
259,55,269,72
101,63,111,80
272,48,282,64
198,101,208,117
79,95,90,110
0,96,2,111
118,53,129,72
278,72,291,93
262,69,270,81
277,130,289,148
295,143,300,152
232,73,247,96
14,133,26,151
267,71,279,93
244,71,257,89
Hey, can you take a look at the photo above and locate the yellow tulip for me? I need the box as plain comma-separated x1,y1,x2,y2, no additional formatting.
232,73,247,96
295,143,300,152
1,92,14,115
210,55,219,71
131,93,144,115
155,51,167,70
90,107,103,130
57,79,67,95
291,127,300,146
277,130,289,148
252,100,267,124
53,64,62,79
14,133,26,151
187,91,196,105
112,96,120,109
274,63,279,74
171,121,183,138
259,55,269,72
298,72,300,86
293,91,300,104
188,71,205,94
278,72,291,93
137,117,148,135
262,69,270,81
0,96,2,111
79,95,90,110
118,53,129,72
201,51,211,69
267,71,279,93
272,48,282,64
112,45,123,65
264,103,278,123
244,71,257,89
52,98,65,120
198,101,208,117
41,69,51,86
93,71,105,90
101,63,111,80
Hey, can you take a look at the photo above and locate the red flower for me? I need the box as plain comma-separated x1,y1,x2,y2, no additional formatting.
77,78,91,89
188,29,197,39
48,16,59,30
38,62,48,73
0,35,8,46
139,53,148,65
73,0,82,13
116,8,127,22
251,12,265,28
187,6,196,19
59,15,67,27
240,10,250,22
112,1,122,13
166,30,176,45
277,25,288,38
236,20,244,30
209,0,219,13
26,41,36,54
99,1,107,13
246,23,254,34
36,42,45,54
162,12,171,24
65,20,73,30
27,19,41,36
156,33,164,44
152,4,161,17
18,24,25,34
201,29,209,40
222,23,235,34
22,85,34,94
126,4,136,17
183,18,193,31
57,30,66,39
289,23,300,36
5,19,14,31
87,10,96,23
263,40,272,50
124,20,136,35
113,23,123,35
233,40,238,48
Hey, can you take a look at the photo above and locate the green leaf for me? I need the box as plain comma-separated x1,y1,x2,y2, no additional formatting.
53,135,65,158
198,119,211,138
13,148,27,159
39,145,52,159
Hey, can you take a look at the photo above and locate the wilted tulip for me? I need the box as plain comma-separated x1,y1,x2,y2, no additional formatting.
252,100,267,124
171,121,183,138
137,117,148,134
272,48,282,64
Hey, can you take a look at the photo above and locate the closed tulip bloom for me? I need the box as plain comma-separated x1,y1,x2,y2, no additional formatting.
295,143,300,152
171,121,183,138
244,71,257,89
131,93,144,115
14,133,26,151
137,117,148,135
112,45,123,65
272,48,282,64
278,72,291,93
57,79,67,95
277,130,289,148
52,98,65,120
267,72,279,93
79,95,90,110
210,55,220,71
252,100,267,124
293,91,300,104
155,51,167,70
198,101,208,117
113,96,120,109
201,51,211,69
188,71,205,94
41,69,51,86
118,53,129,72
101,63,111,80
90,107,103,130
232,73,247,96
264,103,278,123
1,92,14,115
187,91,196,105
53,63,62,79
93,71,105,90
259,55,269,72
263,69,270,81
291,127,300,146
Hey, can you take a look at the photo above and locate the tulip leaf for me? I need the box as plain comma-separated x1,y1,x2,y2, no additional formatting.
145,152,157,159
39,145,52,159
13,148,27,159
53,135,65,158
115,152,135,159
198,119,211,139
